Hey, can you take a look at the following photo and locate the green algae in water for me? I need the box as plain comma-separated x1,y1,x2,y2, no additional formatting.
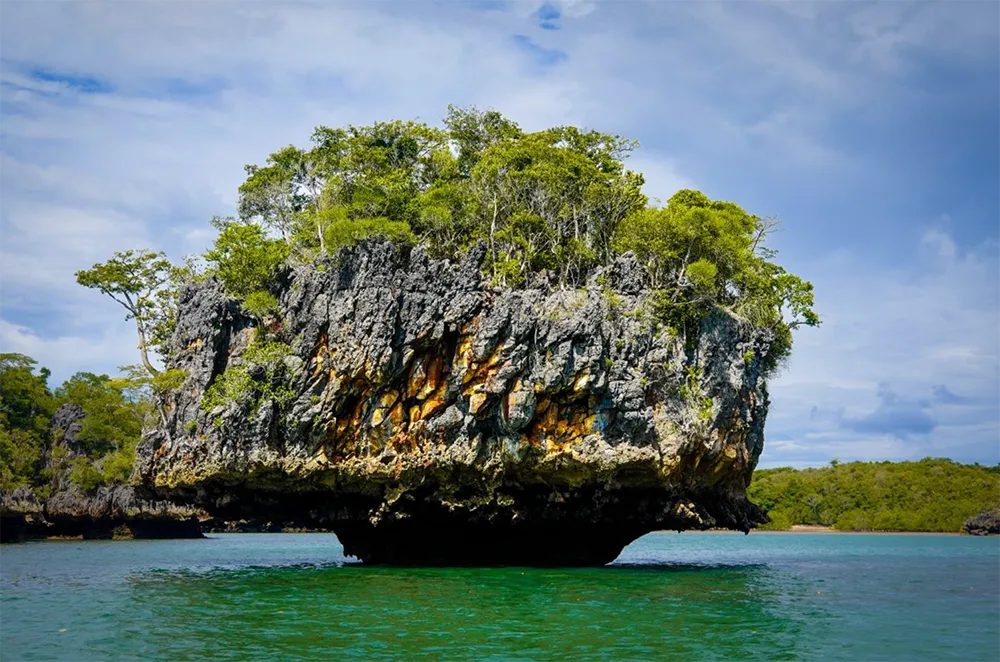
1,533,998,661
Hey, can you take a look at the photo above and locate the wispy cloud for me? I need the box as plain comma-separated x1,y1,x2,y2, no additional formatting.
510,34,569,68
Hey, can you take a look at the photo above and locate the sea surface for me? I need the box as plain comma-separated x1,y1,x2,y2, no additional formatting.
1,532,997,661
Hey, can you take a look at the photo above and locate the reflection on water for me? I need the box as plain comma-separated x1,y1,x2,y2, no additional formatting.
2,532,998,662
122,563,808,661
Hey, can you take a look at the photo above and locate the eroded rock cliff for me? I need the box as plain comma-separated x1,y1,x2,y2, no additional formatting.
137,242,773,564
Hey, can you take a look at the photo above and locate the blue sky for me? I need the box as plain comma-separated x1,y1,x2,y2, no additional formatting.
0,0,997,468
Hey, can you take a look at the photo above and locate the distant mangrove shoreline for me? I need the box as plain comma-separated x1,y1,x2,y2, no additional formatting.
748,458,999,534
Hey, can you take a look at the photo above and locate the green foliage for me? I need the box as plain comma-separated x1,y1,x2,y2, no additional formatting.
0,354,55,492
322,216,416,253
75,249,175,375
151,368,188,395
0,427,45,492
698,397,714,422
1,355,153,494
444,104,521,176
677,366,702,401
99,444,137,486
237,108,646,287
69,458,104,491
749,459,1000,532
55,373,147,458
204,218,290,300
201,341,296,422
53,370,151,490
242,291,281,320
614,191,819,373
0,354,54,438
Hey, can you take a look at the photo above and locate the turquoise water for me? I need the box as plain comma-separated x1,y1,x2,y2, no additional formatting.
1,532,997,661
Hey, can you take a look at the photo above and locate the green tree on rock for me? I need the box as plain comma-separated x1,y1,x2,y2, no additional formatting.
75,249,174,376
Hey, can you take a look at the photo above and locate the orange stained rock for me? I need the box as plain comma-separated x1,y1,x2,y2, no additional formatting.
462,345,503,388
347,396,367,429
468,392,488,415
407,360,426,399
537,399,557,428
420,390,448,419
381,391,399,409
457,335,473,359
389,401,406,426
417,356,444,401
312,332,330,375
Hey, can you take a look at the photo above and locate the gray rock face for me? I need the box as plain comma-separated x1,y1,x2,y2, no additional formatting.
137,241,774,564
0,486,44,543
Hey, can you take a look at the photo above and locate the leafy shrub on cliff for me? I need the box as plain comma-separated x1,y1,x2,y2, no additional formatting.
749,458,1000,532
200,341,296,423
325,216,416,252
204,217,290,300
615,191,817,367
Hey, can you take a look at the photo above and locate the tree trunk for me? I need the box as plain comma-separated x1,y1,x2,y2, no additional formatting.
136,321,160,377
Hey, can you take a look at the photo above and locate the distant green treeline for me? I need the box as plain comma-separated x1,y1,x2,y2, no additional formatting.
0,353,149,496
749,458,1000,532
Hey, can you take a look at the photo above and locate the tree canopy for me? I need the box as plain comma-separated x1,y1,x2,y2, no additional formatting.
0,354,55,493
72,107,815,392
0,356,153,494
749,459,1000,532
223,106,818,372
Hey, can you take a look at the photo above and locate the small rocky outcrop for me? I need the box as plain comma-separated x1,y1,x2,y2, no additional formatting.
137,242,774,565
964,508,1000,536
45,404,206,539
1,404,204,542
0,486,45,543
